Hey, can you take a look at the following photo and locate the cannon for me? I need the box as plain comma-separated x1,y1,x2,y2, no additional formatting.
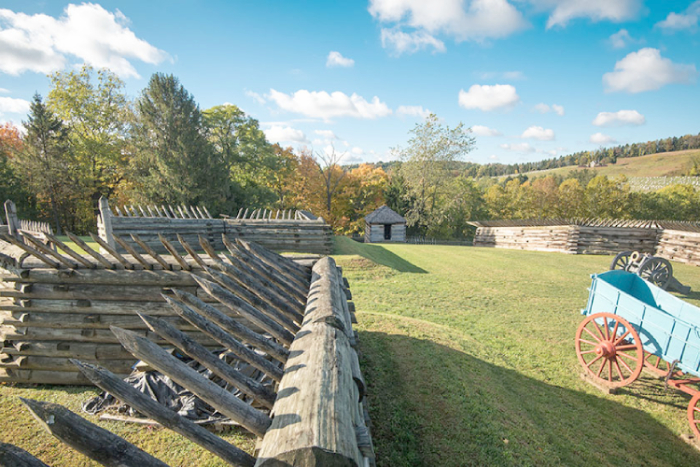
610,250,690,294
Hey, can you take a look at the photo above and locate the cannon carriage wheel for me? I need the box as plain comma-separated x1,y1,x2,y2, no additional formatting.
575,313,644,388
610,251,635,271
688,393,700,439
637,257,673,290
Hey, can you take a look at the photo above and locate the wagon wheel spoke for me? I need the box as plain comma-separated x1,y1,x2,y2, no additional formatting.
688,393,700,439
576,313,644,389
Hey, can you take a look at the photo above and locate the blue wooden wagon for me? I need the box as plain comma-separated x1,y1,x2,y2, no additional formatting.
575,270,700,437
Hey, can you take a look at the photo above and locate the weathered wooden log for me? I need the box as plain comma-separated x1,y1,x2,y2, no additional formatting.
20,398,171,467
21,232,79,269
0,443,50,466
0,282,199,302
211,258,303,323
193,275,294,346
73,361,256,467
222,238,308,304
0,341,133,359
2,310,195,330
2,267,199,286
110,326,271,437
0,355,136,373
138,311,278,405
44,234,95,268
255,256,368,467
170,290,288,363
177,234,208,268
89,233,138,270
198,236,221,261
204,267,300,335
0,234,61,269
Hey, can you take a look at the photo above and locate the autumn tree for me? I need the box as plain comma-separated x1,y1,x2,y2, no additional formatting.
0,123,37,217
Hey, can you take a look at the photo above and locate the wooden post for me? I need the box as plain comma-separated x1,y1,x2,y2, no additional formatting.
0,443,50,467
170,289,289,363
192,275,294,346
255,256,370,467
20,398,171,467
98,197,116,250
138,311,278,404
4,200,20,238
110,326,271,437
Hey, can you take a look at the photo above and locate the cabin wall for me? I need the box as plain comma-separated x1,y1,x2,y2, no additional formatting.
364,223,406,243
474,225,577,254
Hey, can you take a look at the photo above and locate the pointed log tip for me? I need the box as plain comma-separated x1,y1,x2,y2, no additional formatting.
110,325,134,342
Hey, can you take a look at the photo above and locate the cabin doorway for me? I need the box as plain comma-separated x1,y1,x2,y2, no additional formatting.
384,224,392,240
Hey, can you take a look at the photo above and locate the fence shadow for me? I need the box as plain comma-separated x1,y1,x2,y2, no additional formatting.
334,238,427,274
360,330,700,467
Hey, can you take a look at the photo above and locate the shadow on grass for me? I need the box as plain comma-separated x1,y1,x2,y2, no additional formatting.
333,237,426,274
360,330,700,467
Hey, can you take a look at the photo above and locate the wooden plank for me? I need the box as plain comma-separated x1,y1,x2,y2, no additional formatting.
73,361,255,467
20,398,171,466
110,326,271,437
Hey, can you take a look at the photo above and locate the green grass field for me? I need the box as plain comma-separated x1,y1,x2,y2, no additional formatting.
4,239,700,465
333,237,700,466
512,149,700,181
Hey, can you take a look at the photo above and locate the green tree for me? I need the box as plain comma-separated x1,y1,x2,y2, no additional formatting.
129,74,227,210
397,113,475,234
15,94,73,234
203,104,277,210
0,123,37,218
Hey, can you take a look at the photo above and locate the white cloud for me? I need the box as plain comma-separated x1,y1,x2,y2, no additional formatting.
0,3,168,78
370,0,529,43
592,110,645,127
245,90,266,104
396,105,431,118
264,125,309,144
0,96,30,117
522,126,555,140
471,125,501,136
326,51,355,68
489,154,498,160
589,132,617,144
603,48,697,93
458,84,520,111
314,129,338,140
500,142,535,153
531,0,642,29
351,147,364,156
380,28,445,55
0,88,9,93
533,103,564,116
267,89,392,120
609,29,638,49
656,1,700,32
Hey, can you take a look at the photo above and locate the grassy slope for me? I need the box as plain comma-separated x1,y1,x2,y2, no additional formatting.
512,149,700,180
334,237,700,467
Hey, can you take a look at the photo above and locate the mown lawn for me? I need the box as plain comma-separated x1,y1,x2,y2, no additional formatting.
3,238,700,466
334,237,700,466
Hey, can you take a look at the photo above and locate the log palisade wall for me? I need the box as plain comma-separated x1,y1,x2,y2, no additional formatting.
1,231,376,466
471,219,700,264
97,198,332,255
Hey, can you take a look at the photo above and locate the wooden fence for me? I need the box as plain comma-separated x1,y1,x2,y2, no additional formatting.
98,198,332,255
1,237,375,466
470,219,700,263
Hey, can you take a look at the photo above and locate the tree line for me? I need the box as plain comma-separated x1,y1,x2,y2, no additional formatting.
2,68,698,240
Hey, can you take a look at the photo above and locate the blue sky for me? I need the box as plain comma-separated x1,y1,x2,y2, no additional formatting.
0,0,698,166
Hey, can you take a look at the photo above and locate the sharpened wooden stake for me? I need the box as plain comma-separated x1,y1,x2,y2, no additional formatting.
198,236,221,261
158,234,191,270
171,289,289,363
192,275,294,346
72,360,255,467
0,443,49,467
20,232,79,269
204,266,300,334
1,234,61,269
45,233,95,268
20,398,171,467
114,236,154,269
66,232,118,269
130,234,174,270
233,237,309,292
90,233,139,270
176,234,207,268
110,326,271,437
162,296,283,383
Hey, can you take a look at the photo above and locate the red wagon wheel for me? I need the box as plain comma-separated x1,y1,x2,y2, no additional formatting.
575,312,644,388
688,393,700,439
